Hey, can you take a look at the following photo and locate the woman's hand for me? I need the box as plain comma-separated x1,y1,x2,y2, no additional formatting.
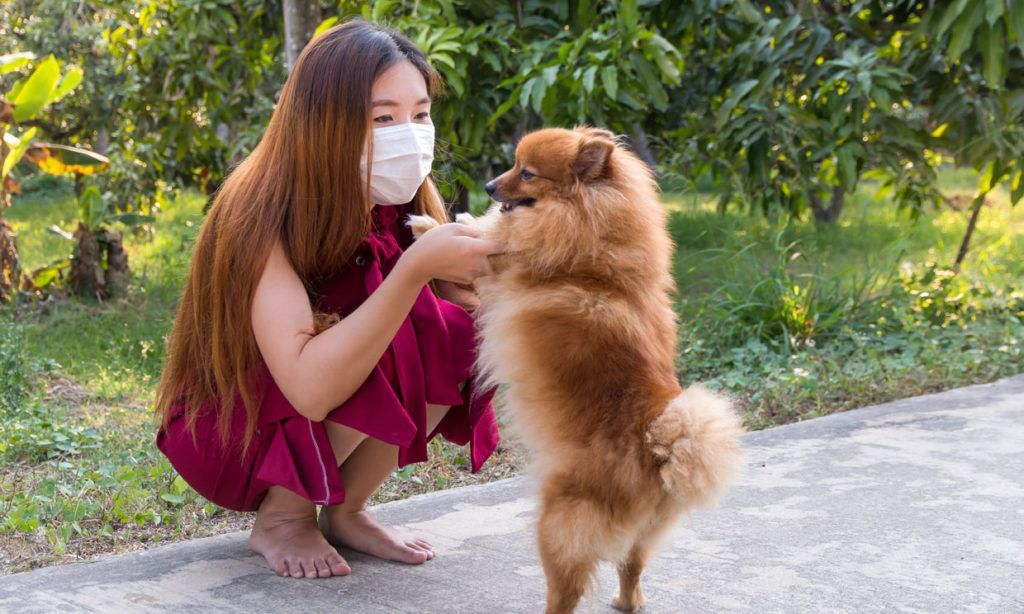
434,280,480,313
397,222,504,286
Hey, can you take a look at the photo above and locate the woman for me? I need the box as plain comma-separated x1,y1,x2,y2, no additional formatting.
154,20,504,580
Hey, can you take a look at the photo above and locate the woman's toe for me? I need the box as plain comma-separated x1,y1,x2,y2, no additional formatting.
327,552,351,575
305,560,320,578
413,538,434,551
404,547,429,564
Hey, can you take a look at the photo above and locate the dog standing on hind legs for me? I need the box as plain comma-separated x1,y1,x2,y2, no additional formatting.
408,126,744,613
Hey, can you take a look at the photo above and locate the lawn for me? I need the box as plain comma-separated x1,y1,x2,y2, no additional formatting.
1,167,1021,574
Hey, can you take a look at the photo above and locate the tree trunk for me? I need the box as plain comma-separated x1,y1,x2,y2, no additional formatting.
69,221,103,300
68,222,131,300
0,219,27,301
810,186,845,224
454,183,470,215
283,0,322,73
954,193,986,270
93,128,110,157
0,175,30,301
626,122,657,170
100,230,129,298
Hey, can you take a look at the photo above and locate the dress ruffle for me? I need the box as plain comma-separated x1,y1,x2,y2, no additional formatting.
155,203,500,512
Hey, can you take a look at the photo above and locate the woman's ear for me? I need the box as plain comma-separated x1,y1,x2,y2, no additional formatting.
574,135,615,182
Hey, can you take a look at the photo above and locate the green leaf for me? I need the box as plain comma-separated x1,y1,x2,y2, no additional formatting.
600,65,618,100
2,127,37,179
632,56,667,110
641,34,680,82
313,17,339,39
935,0,970,39
980,20,1006,87
620,0,638,33
31,259,68,289
79,185,104,229
11,55,61,121
836,144,859,192
519,78,536,110
0,51,35,75
734,0,765,24
488,96,518,125
160,493,185,505
978,160,1004,193
1009,1,1024,49
1010,169,1024,205
716,79,759,128
948,0,985,62
582,65,597,94
984,0,1005,26
52,66,83,102
531,76,547,112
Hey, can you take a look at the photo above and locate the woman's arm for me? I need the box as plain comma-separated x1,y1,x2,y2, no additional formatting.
251,225,501,422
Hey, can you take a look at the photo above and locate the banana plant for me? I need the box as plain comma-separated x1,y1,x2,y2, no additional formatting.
1,51,87,300
39,185,154,299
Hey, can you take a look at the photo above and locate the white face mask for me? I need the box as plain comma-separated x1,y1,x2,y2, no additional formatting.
359,122,435,205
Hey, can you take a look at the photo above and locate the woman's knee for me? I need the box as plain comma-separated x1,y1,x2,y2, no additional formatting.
426,402,453,432
324,420,370,467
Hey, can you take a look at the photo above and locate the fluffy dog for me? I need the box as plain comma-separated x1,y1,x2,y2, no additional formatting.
407,126,744,613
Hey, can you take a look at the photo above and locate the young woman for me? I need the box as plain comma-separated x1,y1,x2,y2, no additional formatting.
154,20,504,580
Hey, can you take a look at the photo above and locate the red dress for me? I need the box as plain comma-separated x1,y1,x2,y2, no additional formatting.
155,203,500,511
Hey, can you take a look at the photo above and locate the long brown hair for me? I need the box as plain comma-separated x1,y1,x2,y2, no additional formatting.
155,20,449,456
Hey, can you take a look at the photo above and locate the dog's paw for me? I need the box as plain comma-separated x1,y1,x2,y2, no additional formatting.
405,214,441,238
454,212,475,225
611,594,644,612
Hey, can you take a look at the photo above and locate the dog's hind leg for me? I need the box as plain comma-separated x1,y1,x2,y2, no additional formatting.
612,542,649,612
612,505,685,612
537,494,603,614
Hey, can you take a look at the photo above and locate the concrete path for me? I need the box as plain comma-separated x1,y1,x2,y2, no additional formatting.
2,376,1023,613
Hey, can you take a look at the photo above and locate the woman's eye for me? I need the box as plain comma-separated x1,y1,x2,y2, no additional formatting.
373,114,393,123
415,111,431,120
520,169,534,180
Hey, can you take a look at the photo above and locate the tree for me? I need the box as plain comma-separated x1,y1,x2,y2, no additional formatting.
656,0,1024,246
284,0,322,72
0,52,87,301
102,0,286,214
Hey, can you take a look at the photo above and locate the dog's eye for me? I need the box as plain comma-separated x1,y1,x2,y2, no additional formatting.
520,169,534,181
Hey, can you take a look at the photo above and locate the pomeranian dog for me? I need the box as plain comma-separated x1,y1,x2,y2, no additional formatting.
407,126,744,614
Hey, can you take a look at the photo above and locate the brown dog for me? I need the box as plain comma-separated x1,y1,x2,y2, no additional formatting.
408,126,744,613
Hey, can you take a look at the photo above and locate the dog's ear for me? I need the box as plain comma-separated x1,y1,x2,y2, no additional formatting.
574,126,616,142
574,132,615,182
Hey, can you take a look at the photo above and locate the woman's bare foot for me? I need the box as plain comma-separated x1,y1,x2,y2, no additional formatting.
250,506,351,579
318,506,435,564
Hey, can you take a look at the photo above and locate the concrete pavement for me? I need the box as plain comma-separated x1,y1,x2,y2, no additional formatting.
2,375,1023,613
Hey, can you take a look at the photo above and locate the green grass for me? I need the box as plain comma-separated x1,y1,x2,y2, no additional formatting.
0,166,1022,574
665,166,1024,425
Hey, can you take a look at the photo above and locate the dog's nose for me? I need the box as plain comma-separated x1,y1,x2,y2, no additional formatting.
485,181,496,197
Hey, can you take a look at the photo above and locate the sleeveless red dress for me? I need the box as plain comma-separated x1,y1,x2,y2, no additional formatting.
155,203,500,512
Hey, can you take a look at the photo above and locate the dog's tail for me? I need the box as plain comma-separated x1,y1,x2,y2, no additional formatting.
645,385,745,507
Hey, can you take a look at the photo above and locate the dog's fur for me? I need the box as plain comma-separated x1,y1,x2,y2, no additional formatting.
408,126,744,613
